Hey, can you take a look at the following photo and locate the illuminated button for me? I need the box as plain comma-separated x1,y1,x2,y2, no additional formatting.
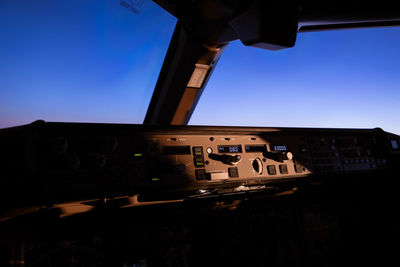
279,164,288,174
267,165,276,175
193,146,205,168
228,167,239,178
195,160,204,167
206,147,213,154
193,146,203,155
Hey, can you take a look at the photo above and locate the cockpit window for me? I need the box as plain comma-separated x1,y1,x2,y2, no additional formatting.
190,27,400,135
0,0,176,128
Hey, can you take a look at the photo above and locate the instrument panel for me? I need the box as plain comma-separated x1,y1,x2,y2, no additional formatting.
0,121,399,204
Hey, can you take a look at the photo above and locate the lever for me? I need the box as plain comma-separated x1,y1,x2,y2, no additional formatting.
208,153,242,165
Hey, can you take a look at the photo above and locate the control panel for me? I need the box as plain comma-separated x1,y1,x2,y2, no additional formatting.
0,121,399,203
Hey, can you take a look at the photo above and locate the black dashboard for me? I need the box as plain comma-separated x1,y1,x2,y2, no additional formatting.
1,121,400,266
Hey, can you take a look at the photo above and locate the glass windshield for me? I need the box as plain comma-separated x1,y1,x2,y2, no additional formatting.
190,27,400,135
0,0,176,128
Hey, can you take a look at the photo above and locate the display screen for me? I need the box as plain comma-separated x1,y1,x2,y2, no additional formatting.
218,145,242,153
245,145,266,153
270,145,288,151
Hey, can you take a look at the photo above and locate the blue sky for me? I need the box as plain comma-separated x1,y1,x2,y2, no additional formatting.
1,1,399,134
190,28,400,134
0,0,176,127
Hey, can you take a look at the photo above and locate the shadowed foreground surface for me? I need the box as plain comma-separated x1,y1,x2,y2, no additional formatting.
1,174,399,267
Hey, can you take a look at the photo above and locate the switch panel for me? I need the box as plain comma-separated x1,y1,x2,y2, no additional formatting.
193,146,205,168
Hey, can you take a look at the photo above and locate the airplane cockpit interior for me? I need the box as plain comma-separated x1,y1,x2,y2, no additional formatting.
1,0,400,266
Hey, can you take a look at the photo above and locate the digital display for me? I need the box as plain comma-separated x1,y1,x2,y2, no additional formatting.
218,145,242,153
270,145,288,151
245,145,266,153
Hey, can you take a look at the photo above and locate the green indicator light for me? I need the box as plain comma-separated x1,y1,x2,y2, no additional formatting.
301,149,307,152
134,153,143,157
151,178,160,182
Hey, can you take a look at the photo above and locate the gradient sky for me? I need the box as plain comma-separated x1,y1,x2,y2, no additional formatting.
0,0,176,127
190,28,400,135
1,1,399,134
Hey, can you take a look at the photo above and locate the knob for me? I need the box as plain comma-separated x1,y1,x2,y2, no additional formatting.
208,153,241,165
282,152,293,161
263,151,293,162
252,158,263,174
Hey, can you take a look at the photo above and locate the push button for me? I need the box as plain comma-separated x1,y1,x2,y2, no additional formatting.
294,165,303,173
267,165,276,175
193,146,205,168
228,167,239,178
279,164,288,174
196,169,207,180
